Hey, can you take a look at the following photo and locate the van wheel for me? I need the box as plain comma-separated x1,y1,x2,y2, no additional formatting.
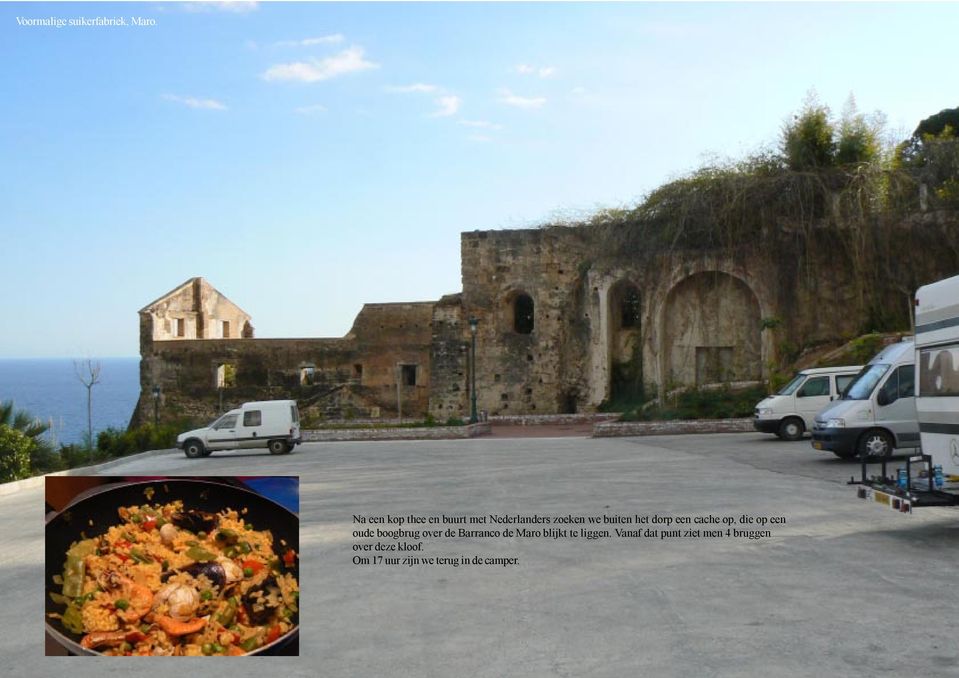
268,439,289,455
859,429,894,458
778,418,804,441
184,439,205,459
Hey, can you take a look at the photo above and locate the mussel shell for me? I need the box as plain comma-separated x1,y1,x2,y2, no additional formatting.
243,575,280,626
162,561,227,589
170,509,218,534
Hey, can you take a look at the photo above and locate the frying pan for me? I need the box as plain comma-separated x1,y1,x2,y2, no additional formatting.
45,478,299,656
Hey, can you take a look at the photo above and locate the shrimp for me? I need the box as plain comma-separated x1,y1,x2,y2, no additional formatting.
80,629,144,650
155,615,207,637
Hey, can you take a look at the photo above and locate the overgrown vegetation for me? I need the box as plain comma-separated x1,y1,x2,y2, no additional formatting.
547,96,959,384
619,385,767,422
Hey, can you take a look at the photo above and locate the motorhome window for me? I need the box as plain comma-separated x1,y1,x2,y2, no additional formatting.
243,410,262,427
836,374,857,395
213,414,237,430
798,376,829,397
844,364,890,400
919,346,959,397
777,374,805,396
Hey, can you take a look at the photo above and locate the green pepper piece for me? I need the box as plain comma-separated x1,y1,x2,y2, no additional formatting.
115,598,129,610
61,604,84,634
216,604,236,627
240,636,259,652
186,545,216,562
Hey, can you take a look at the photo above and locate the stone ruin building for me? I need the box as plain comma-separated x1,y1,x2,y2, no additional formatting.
132,216,958,427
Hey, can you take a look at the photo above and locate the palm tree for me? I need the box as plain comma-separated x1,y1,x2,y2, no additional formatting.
0,400,49,438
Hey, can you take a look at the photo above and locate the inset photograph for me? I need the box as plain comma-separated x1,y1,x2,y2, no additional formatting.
45,476,299,656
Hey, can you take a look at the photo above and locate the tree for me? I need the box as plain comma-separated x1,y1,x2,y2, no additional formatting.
0,400,49,438
74,358,101,448
0,400,60,473
781,93,835,171
0,426,34,482
835,95,883,166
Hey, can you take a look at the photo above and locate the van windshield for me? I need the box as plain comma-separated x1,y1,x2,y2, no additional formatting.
777,374,805,396
843,364,890,400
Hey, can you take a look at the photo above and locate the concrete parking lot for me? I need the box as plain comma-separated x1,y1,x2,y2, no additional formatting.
10,433,959,677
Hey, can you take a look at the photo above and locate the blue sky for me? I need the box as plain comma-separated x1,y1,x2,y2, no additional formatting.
2,1,957,358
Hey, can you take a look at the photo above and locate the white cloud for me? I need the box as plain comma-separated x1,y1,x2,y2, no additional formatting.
385,83,439,94
515,64,556,78
294,104,327,115
431,95,462,118
263,47,378,83
182,1,259,13
499,89,546,110
275,34,344,48
163,94,227,110
459,119,503,130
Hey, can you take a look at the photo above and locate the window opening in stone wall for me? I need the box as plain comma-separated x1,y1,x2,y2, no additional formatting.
695,347,733,385
353,364,363,380
222,321,231,339
514,294,534,334
401,364,417,386
620,287,642,328
300,366,316,386
176,318,185,337
215,363,237,388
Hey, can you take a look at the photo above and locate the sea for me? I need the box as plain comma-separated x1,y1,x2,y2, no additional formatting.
0,358,141,446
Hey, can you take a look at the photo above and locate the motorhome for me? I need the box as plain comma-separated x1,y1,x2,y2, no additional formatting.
853,275,959,511
753,366,862,440
176,400,301,458
811,340,917,459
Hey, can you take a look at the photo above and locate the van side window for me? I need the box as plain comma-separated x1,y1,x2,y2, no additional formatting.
836,374,856,396
798,376,828,397
214,414,237,430
897,365,915,398
243,410,262,427
881,368,900,403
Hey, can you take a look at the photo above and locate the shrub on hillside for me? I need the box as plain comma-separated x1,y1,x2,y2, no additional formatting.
0,425,34,483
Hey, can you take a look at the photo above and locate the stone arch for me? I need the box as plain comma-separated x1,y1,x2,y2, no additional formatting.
608,280,643,402
662,271,761,387
504,290,535,334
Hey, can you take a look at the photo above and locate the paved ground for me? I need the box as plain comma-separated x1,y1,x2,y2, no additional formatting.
10,433,959,677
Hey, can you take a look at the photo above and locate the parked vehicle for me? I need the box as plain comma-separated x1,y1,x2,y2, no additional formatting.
854,275,959,511
753,366,862,440
811,340,917,459
177,400,301,458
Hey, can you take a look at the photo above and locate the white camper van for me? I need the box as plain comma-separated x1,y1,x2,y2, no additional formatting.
914,275,959,478
811,340,918,459
176,400,301,458
753,366,862,440
854,275,959,511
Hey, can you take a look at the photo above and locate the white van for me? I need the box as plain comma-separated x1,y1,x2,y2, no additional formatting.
754,366,863,440
811,340,918,459
176,400,301,458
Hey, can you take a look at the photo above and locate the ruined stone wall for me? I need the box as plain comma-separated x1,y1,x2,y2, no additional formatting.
132,301,435,427
145,278,252,341
460,228,591,416
428,294,469,420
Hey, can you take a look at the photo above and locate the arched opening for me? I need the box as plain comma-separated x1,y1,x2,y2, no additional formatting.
512,293,535,334
663,272,761,387
608,281,643,404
